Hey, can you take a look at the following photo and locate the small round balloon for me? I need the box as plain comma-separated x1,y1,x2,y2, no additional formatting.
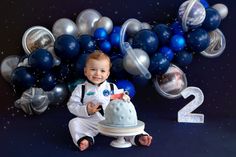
202,8,221,32
115,80,136,98
95,16,113,34
1,55,20,82
76,9,102,35
11,66,36,91
52,18,78,38
46,83,69,105
132,29,159,55
186,28,210,52
54,34,80,60
78,35,97,53
28,48,54,72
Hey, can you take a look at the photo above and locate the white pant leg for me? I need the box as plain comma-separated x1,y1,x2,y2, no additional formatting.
68,117,100,147
125,131,148,146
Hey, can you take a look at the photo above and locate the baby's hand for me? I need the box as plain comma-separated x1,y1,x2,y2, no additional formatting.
122,93,130,103
86,102,101,115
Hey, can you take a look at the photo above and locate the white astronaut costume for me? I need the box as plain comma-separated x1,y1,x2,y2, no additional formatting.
67,80,146,147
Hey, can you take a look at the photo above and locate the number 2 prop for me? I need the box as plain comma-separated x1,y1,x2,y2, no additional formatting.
178,87,204,123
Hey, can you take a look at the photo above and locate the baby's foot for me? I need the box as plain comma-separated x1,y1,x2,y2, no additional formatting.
77,136,93,151
79,139,89,151
138,135,152,146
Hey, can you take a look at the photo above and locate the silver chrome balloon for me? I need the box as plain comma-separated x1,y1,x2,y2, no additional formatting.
95,16,113,34
141,22,151,30
76,9,102,35
46,84,68,105
0,55,20,82
178,0,206,31
52,18,78,38
201,29,226,58
15,87,49,115
126,19,142,36
212,3,228,19
22,26,55,55
123,48,150,76
153,64,187,99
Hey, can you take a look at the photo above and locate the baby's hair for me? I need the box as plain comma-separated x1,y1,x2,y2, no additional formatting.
86,50,112,68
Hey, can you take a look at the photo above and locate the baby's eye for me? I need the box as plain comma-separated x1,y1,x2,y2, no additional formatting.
91,68,96,71
101,70,106,73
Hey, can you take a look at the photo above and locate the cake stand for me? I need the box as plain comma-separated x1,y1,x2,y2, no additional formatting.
98,120,145,148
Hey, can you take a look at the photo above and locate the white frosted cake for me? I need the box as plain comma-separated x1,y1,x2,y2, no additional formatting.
103,99,138,127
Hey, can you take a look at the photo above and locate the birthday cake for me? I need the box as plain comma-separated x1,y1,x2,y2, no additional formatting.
102,99,138,127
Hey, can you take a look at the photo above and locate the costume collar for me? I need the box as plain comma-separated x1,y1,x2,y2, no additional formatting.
86,79,105,87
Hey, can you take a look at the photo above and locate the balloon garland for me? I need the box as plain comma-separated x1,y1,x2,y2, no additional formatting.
0,0,228,119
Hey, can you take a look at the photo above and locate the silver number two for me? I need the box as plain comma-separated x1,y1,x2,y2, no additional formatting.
178,86,204,123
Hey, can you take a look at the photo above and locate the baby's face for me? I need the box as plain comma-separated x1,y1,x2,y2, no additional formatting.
84,59,110,85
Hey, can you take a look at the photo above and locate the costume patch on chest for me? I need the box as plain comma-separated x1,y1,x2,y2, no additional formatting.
103,89,110,96
86,91,95,96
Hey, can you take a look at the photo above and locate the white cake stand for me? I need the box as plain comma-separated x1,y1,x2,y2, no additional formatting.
98,120,145,148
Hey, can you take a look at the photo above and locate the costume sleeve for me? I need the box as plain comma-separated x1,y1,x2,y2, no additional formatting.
67,85,90,118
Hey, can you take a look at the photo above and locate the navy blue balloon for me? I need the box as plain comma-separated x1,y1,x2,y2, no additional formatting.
11,66,36,90
149,53,170,75
109,32,120,47
99,40,111,53
175,50,193,66
28,48,54,72
40,73,57,91
115,80,136,98
200,0,209,8
54,34,80,60
78,35,96,53
111,57,128,79
112,26,121,34
74,53,89,78
94,28,108,40
152,24,172,45
186,28,210,52
170,34,185,51
171,21,184,35
159,46,174,61
202,8,221,31
133,29,159,55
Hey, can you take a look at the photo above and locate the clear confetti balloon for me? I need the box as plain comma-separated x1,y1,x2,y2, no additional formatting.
52,18,78,38
178,0,206,31
22,26,55,54
201,29,226,58
0,55,20,82
95,16,113,34
153,64,187,99
76,9,102,35
15,88,50,115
